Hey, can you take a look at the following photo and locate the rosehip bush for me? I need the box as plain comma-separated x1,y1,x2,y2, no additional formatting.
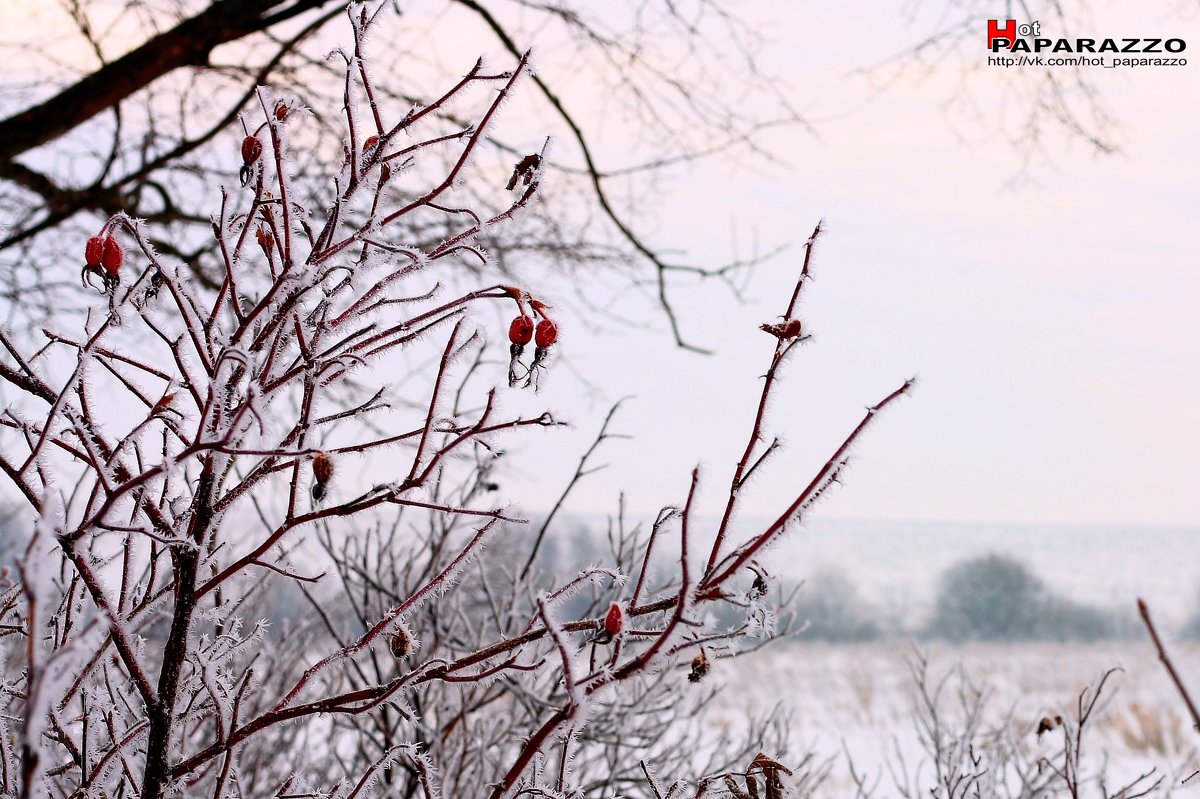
0,7,909,799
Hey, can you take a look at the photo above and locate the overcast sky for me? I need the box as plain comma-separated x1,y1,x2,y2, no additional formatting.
4,1,1195,530
484,1,1200,529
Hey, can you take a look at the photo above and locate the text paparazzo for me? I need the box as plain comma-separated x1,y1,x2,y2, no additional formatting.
990,37,1186,54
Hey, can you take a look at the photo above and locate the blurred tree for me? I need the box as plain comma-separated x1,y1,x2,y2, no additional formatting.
1182,587,1200,639
869,0,1123,172
791,568,883,642
928,553,1114,641
0,0,799,349
930,554,1046,640
0,0,1142,343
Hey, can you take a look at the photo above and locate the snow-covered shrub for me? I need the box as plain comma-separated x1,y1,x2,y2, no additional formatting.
0,7,912,798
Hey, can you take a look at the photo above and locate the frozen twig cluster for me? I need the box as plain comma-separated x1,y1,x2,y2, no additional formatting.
836,652,1168,799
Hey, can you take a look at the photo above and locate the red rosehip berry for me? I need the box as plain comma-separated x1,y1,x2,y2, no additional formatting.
85,236,104,267
363,135,379,152
241,135,262,166
534,318,557,349
604,602,624,637
508,315,534,347
240,136,262,187
313,450,335,484
100,236,123,277
311,450,334,503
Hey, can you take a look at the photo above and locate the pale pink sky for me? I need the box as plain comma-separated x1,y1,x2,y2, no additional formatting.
485,1,1200,528
5,1,1196,528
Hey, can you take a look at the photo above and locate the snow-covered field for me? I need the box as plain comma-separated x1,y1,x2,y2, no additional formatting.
703,640,1200,795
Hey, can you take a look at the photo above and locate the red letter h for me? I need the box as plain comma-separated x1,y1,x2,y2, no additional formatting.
988,19,1017,50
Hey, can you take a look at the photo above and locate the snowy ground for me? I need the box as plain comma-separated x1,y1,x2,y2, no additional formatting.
702,639,1200,795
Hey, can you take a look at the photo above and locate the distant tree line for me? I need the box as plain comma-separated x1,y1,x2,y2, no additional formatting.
527,531,1196,644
